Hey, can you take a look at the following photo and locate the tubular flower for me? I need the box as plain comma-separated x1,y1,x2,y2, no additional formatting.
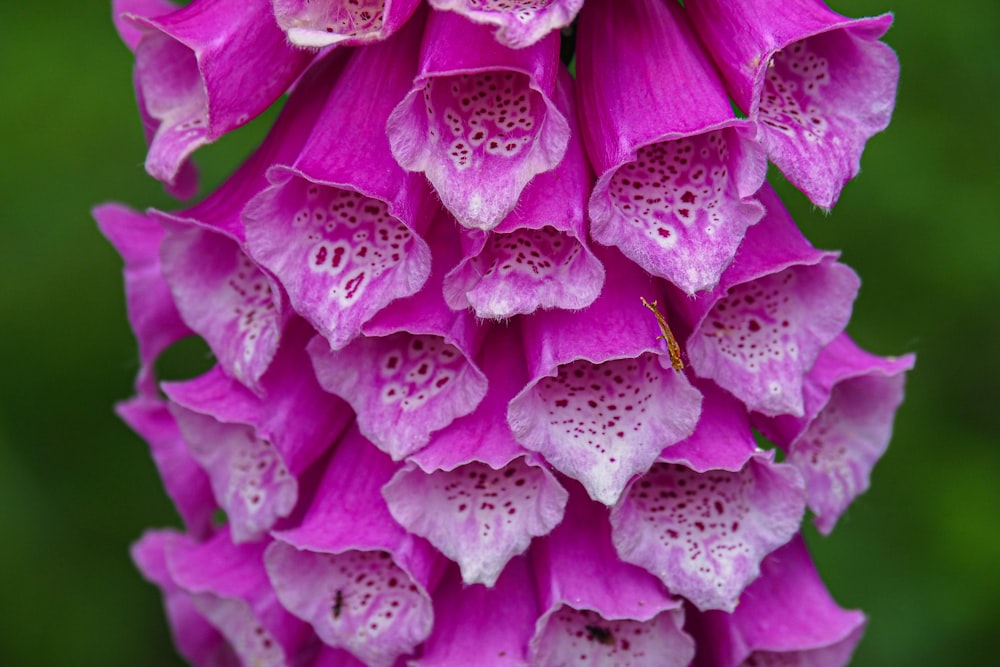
101,1,912,665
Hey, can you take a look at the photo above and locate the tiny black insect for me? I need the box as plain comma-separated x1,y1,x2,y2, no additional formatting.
332,590,344,619
585,624,615,646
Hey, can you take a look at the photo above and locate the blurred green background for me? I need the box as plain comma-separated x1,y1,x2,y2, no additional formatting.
1,1,997,666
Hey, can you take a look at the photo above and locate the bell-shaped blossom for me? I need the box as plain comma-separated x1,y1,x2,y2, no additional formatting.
530,487,696,666
265,427,443,667
121,0,315,189
383,324,568,586
387,8,570,230
112,0,201,199
412,558,538,666
245,25,435,352
132,530,240,667
427,0,583,49
153,53,349,392
95,202,193,394
167,530,319,667
118,396,217,539
755,334,915,534
271,0,422,48
673,184,860,418
163,320,354,543
443,70,604,318
611,380,806,612
685,0,899,208
307,216,489,461
577,0,768,295
509,246,703,506
689,535,866,667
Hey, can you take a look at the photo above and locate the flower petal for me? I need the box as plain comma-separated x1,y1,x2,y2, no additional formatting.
167,531,317,667
131,530,241,667
427,0,583,49
125,0,314,187
117,396,216,539
413,559,538,666
272,0,422,48
383,324,568,586
755,334,914,534
443,69,605,318
509,247,703,506
689,536,866,667
611,447,805,612
686,0,898,208
244,25,435,351
387,9,569,230
267,428,441,667
94,202,192,395
164,320,353,543
578,0,767,295
530,488,695,667
676,184,859,417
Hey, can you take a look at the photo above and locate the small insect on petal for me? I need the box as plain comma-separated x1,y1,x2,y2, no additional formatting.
585,623,616,646
331,589,344,620
641,297,684,372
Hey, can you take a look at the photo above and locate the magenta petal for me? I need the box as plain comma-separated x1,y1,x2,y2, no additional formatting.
126,0,314,186
245,26,435,351
266,428,441,667
443,70,605,318
387,9,569,230
413,559,538,666
272,0,422,48
94,202,192,395
167,532,317,667
611,447,805,612
383,325,568,586
686,0,898,208
159,226,290,393
428,0,583,49
577,0,767,295
660,379,758,474
132,531,240,667
509,248,703,505
530,488,695,666
755,334,914,534
117,396,216,539
164,321,353,543
676,184,859,417
691,536,866,667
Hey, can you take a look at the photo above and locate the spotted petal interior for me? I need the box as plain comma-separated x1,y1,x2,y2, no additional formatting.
265,543,433,667
447,225,603,318
610,456,805,612
309,332,487,460
245,177,429,350
383,457,565,586
509,354,702,506
595,128,764,294
531,606,693,667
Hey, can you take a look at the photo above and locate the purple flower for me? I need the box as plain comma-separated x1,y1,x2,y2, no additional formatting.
103,2,913,665
685,0,900,208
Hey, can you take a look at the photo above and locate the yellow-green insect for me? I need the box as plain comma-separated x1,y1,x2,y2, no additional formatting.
641,297,684,372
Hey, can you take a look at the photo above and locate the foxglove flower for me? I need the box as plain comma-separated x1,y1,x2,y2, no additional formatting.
119,0,315,190
577,0,767,294
104,1,913,665
685,0,900,208
387,8,570,229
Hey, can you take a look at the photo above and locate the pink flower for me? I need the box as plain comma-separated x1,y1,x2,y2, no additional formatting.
102,1,912,664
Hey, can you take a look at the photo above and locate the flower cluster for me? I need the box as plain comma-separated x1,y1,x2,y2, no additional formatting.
100,0,914,665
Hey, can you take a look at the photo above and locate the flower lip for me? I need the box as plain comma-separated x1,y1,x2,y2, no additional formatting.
387,8,569,230
427,0,584,49
272,0,423,48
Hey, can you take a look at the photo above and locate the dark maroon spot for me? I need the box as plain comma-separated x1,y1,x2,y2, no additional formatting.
748,320,761,332
314,247,327,265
